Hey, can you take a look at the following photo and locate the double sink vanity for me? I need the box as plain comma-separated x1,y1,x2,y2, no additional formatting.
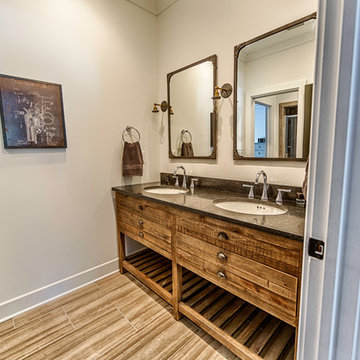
112,171,305,360
113,12,316,360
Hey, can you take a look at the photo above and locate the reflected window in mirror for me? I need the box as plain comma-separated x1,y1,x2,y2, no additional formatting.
168,55,217,159
233,13,316,161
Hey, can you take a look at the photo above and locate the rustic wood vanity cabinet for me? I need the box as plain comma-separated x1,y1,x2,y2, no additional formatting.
114,190,303,360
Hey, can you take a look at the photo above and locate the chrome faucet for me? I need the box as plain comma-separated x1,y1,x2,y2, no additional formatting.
254,170,268,201
173,166,187,188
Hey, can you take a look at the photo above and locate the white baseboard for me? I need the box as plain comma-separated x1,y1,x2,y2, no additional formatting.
0,258,119,322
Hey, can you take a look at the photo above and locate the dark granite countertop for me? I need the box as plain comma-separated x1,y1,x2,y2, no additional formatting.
112,182,305,241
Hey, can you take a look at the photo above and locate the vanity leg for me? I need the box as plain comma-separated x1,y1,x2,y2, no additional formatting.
118,231,127,274
172,262,183,320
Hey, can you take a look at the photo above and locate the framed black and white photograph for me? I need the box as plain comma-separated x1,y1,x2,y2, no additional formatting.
0,74,67,149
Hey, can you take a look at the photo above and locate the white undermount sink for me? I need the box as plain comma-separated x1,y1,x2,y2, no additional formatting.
213,199,287,216
144,186,188,195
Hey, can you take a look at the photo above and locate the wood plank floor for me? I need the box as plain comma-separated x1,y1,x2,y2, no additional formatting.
0,272,239,360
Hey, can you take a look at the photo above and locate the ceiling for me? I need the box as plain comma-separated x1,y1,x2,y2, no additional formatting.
127,0,178,16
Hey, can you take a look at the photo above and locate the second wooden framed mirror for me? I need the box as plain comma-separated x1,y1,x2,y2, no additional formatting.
233,13,317,161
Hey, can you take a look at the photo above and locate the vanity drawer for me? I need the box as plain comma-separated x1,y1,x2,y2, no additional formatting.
176,232,298,301
116,193,173,227
118,207,172,259
176,212,302,277
175,232,298,323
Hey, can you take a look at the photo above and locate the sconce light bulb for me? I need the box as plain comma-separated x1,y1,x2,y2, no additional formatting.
212,86,221,100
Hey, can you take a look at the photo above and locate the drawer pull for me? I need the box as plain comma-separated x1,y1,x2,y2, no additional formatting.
138,219,144,225
217,231,228,240
217,252,227,261
139,232,144,238
217,271,226,279
138,205,144,211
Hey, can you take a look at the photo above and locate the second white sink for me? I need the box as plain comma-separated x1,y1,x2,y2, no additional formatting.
214,199,287,216
144,186,188,195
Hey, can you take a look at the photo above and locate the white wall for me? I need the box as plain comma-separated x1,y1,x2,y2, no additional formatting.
158,0,317,186
0,0,159,320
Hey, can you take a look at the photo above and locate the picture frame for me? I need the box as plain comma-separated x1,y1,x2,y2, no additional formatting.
0,74,67,149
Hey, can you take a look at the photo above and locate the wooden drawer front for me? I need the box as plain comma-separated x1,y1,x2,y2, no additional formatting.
176,235,297,325
175,233,297,324
116,193,173,227
118,207,172,259
177,213,302,277
176,232,298,302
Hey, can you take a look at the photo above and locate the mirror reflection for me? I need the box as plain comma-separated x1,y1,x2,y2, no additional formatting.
168,55,217,159
234,14,316,160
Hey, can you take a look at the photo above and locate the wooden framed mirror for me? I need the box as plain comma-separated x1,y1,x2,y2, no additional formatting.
233,13,317,161
168,55,217,159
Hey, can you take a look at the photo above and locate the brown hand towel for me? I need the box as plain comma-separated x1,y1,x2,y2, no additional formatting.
122,141,144,177
181,142,194,157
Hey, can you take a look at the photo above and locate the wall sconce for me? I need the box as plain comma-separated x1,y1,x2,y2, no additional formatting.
212,83,233,100
152,100,168,113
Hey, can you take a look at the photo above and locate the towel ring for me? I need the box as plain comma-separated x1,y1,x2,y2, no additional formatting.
122,126,141,143
181,129,192,143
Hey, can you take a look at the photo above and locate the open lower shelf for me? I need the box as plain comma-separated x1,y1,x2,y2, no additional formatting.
180,281,295,360
124,248,207,305
127,248,172,290
124,248,173,304
124,247,295,360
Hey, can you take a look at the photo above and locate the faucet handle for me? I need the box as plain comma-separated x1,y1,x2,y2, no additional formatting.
243,184,254,199
190,178,199,195
172,175,179,187
276,188,292,205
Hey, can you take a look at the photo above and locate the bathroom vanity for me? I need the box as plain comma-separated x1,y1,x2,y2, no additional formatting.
112,180,304,360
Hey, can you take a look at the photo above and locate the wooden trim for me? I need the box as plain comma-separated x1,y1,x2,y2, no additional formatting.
118,232,126,274
302,84,313,159
167,54,218,159
279,101,298,158
115,194,127,275
233,12,317,161
172,262,182,320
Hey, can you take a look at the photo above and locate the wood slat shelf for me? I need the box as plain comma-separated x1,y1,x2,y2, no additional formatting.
124,248,173,304
180,279,295,360
124,248,205,307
